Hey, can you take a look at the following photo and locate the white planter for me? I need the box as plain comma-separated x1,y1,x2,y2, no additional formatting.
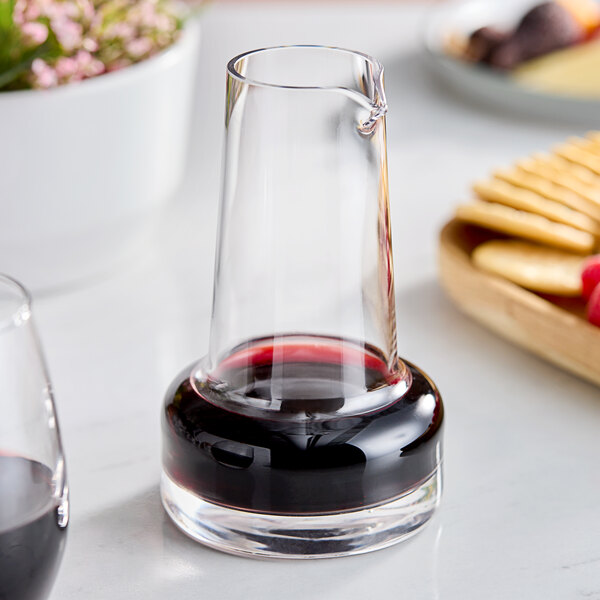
0,19,201,292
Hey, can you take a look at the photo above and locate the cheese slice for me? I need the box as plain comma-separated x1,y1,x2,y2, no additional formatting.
513,40,600,98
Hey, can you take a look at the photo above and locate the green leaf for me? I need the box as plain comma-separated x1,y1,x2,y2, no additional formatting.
0,0,15,31
0,59,31,88
0,27,61,90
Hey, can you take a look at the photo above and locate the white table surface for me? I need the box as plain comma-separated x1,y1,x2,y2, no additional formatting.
41,2,600,598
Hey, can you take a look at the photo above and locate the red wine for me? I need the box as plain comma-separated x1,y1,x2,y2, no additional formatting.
162,336,443,515
0,456,67,600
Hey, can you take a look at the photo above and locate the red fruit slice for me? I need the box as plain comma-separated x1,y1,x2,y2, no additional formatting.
581,255,600,301
587,283,600,327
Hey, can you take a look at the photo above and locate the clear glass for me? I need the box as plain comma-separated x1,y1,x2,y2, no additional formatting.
0,275,69,597
207,46,407,407
162,46,443,558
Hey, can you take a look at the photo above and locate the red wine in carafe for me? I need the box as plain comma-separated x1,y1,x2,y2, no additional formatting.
162,336,443,515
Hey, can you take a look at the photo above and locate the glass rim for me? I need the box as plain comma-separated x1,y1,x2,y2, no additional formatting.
0,273,32,332
226,44,384,91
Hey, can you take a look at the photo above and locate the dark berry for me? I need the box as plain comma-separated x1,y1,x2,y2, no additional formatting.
489,1,583,68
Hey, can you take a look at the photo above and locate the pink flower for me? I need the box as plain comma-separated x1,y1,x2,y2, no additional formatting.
154,13,173,32
75,50,104,76
132,0,165,29
53,51,104,82
36,0,55,12
137,1,156,20
31,58,58,88
75,0,94,22
52,18,83,51
126,37,153,58
41,0,70,21
7,0,185,90
55,56,77,78
62,2,80,19
24,1,41,21
21,21,49,45
81,37,98,52
104,21,135,40
12,0,25,24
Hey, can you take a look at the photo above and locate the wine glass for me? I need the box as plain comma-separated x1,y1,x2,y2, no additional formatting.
0,274,68,599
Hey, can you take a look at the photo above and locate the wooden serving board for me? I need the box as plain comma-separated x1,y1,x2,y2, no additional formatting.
438,219,600,387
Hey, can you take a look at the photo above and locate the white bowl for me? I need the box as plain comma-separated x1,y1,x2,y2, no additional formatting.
0,19,201,293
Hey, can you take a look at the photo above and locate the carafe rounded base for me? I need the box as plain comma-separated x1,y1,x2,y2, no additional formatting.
161,467,441,559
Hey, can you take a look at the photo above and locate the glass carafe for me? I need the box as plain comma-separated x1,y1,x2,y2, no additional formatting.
161,46,443,558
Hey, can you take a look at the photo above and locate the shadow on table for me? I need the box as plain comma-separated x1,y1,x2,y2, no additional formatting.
52,485,443,600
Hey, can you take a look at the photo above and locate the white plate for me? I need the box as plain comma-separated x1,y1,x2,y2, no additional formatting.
424,0,600,125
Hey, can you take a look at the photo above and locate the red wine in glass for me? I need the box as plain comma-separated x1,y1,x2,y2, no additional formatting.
0,455,67,600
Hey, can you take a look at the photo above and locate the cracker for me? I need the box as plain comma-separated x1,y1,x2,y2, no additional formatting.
494,167,600,221
539,153,600,187
516,157,600,208
570,135,600,156
554,142,600,176
455,201,595,254
472,240,584,296
473,178,600,235
586,131,600,146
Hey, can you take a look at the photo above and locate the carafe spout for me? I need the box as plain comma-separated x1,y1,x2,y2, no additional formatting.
358,63,387,135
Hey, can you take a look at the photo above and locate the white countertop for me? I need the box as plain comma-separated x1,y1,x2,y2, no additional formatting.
42,2,600,598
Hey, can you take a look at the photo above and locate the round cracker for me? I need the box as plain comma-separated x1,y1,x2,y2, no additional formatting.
472,240,585,296
473,178,600,235
494,167,600,222
455,201,595,255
